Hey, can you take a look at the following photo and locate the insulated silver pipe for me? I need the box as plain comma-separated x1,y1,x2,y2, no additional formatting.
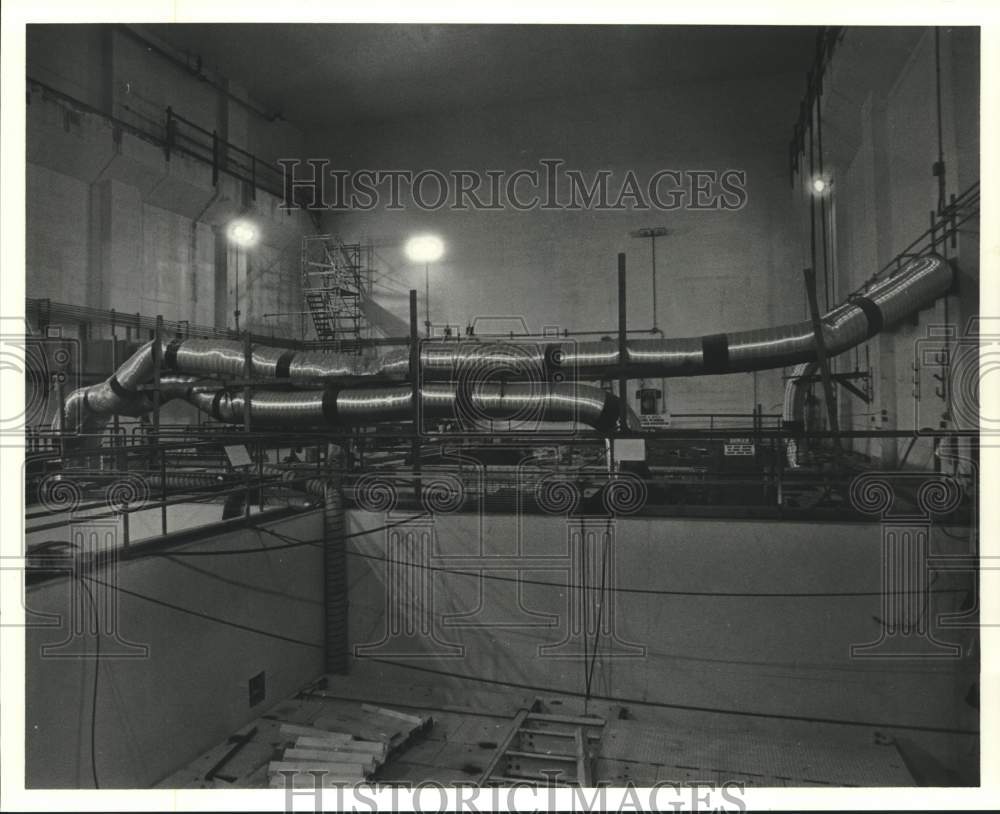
183,382,626,433
54,254,950,433
782,362,818,430
155,253,951,382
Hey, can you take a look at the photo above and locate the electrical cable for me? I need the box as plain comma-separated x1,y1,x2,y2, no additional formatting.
585,520,612,705
154,513,429,558
361,657,978,736
82,574,321,649
338,544,965,599
78,577,101,789
249,518,970,599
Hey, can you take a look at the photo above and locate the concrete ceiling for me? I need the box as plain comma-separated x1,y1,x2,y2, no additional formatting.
146,24,817,131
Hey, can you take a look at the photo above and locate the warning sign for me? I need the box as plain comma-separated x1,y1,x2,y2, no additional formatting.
639,414,671,430
724,439,755,456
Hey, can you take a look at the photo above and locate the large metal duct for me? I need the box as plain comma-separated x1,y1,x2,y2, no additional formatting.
53,253,950,433
183,382,626,433
146,253,950,382
54,373,205,432
782,362,818,431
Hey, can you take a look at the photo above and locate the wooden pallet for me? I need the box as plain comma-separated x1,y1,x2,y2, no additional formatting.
478,708,605,787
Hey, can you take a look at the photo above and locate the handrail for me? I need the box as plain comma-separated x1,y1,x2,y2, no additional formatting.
27,76,285,202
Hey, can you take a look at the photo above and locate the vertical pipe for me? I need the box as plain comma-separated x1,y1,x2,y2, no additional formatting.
160,456,168,536
815,39,831,313
424,264,430,335
244,332,252,520
410,290,421,502
55,378,66,460
153,316,166,534
776,420,785,508
807,72,817,316
934,27,946,214
152,317,162,443
110,310,119,448
617,253,628,432
650,236,658,332
803,268,841,448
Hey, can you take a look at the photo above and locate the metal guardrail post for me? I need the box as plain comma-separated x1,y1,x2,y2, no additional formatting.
617,253,628,433
110,309,124,473
410,289,421,502
244,332,252,519
803,268,841,451
153,315,167,535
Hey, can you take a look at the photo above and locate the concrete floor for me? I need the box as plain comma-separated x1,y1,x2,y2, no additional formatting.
158,660,918,789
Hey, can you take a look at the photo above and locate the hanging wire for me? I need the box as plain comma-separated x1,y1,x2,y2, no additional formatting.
932,26,955,429
79,575,102,789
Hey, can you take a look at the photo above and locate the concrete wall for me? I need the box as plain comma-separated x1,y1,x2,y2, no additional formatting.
345,509,979,779
26,24,313,338
821,28,979,464
319,73,806,418
24,509,325,788
315,27,978,434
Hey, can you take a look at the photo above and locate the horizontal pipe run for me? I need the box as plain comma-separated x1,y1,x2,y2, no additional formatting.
53,254,950,435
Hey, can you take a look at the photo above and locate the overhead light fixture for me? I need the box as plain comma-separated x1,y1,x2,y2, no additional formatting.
811,176,830,195
404,234,445,264
227,219,258,247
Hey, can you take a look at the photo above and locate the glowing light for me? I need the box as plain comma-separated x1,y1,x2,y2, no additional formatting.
227,219,258,247
404,234,445,264
811,177,829,195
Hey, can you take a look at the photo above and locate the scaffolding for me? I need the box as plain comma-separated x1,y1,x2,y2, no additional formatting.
301,236,374,349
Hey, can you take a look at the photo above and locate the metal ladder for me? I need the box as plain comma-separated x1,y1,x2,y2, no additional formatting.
478,707,605,787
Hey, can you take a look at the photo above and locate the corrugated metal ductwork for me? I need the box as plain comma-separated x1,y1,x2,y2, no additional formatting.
53,253,949,434
148,253,949,382
782,362,818,430
183,382,625,433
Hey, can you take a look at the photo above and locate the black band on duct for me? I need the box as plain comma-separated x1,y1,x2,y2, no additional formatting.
210,390,226,422
108,376,130,399
595,394,620,434
275,350,297,378
164,340,182,370
322,388,341,425
851,296,884,338
701,333,730,374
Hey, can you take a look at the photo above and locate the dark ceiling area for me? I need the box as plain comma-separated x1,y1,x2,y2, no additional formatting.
145,24,818,130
